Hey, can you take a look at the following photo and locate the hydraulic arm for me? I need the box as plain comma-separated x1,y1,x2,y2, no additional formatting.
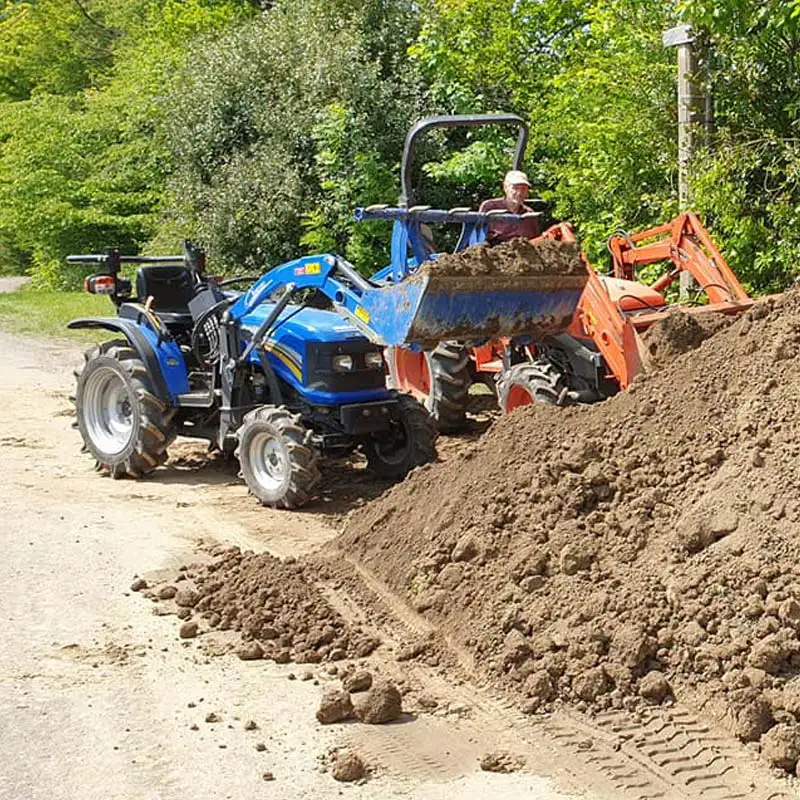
227,249,586,348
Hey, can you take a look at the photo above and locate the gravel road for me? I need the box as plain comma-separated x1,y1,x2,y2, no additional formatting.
0,328,587,800
0,276,30,293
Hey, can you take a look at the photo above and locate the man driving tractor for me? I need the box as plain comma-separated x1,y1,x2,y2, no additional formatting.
479,169,541,245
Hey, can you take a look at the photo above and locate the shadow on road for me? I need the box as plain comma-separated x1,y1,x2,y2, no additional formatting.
144,412,496,522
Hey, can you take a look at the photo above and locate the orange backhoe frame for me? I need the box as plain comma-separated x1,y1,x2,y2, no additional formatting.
395,213,754,404
471,213,754,388
539,213,754,389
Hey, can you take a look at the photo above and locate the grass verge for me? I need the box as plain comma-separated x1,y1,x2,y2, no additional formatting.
0,287,112,343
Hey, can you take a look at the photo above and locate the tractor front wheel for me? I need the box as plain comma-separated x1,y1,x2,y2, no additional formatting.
363,394,437,478
497,361,568,413
236,406,321,509
74,340,176,478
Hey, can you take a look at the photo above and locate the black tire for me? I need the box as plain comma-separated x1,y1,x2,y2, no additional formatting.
496,361,569,413
363,394,437,478
74,340,176,478
425,342,471,433
236,405,321,509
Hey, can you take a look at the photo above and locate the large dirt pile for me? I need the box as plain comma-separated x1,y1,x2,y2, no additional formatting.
422,238,585,277
338,292,800,772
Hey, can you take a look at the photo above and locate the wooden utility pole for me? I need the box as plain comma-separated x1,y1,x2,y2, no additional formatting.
663,24,703,296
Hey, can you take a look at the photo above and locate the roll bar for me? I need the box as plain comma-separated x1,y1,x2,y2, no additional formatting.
400,113,529,206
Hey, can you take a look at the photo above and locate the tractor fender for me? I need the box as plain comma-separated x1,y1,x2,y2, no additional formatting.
67,317,189,404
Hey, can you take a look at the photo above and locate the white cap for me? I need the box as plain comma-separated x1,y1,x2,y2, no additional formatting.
504,169,531,187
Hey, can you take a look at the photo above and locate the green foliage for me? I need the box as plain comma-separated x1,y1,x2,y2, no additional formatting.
409,0,677,266
540,1,678,265
410,0,589,112
676,0,800,289
163,0,424,275
300,103,398,269
0,0,117,100
3,0,800,294
0,0,253,287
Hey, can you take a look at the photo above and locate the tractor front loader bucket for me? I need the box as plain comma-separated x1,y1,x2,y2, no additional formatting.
356,272,589,347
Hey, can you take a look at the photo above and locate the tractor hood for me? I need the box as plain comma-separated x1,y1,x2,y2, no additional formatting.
239,302,390,405
240,302,367,345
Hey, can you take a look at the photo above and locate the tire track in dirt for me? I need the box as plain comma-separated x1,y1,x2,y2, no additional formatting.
324,552,794,800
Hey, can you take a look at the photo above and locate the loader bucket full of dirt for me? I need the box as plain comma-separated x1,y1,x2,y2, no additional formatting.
359,239,588,347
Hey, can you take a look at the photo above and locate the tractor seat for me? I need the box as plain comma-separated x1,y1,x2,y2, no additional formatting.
135,265,197,328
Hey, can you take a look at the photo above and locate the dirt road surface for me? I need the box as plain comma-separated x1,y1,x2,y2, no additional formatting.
0,276,30,293
0,328,590,800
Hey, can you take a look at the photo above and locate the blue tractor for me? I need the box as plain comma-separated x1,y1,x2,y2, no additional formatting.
68,117,586,509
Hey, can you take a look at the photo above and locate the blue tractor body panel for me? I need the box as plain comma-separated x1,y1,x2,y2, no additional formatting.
239,302,393,406
66,316,190,402
137,323,191,399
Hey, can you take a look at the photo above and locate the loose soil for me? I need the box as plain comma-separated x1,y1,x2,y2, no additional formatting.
0,327,586,800
421,238,585,278
642,308,733,367
330,750,367,782
142,545,381,665
337,291,800,773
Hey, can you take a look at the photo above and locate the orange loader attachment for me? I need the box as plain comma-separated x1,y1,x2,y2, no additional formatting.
387,211,755,427
547,213,753,389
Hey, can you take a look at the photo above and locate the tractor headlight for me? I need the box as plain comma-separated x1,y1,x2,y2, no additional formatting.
364,351,384,370
332,354,355,372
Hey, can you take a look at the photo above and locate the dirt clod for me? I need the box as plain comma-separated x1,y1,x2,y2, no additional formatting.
730,693,774,742
237,642,264,661
342,670,373,693
638,671,671,703
316,690,353,724
331,750,366,782
479,751,525,773
175,588,199,608
760,724,800,771
179,621,198,639
353,681,402,724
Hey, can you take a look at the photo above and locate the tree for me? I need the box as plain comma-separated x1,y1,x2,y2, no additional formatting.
678,0,800,290
0,0,252,286
162,0,425,275
409,0,677,266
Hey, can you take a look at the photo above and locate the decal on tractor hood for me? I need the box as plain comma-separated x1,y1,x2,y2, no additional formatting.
294,262,322,276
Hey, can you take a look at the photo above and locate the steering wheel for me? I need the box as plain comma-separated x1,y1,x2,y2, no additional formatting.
216,275,260,288
190,297,232,367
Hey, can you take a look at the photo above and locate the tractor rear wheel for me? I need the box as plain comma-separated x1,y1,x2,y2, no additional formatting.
388,342,471,433
363,394,437,478
497,361,568,413
74,340,176,478
236,405,321,509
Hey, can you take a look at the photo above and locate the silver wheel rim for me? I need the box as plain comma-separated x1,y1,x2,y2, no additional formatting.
249,431,289,493
83,367,134,455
